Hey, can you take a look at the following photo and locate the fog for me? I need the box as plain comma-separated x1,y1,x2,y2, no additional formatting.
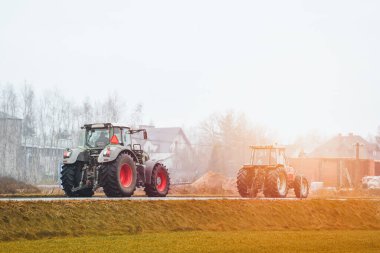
1,0,379,143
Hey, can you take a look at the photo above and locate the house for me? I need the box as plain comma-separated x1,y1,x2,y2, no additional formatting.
138,127,191,152
289,133,380,188
309,133,380,160
133,126,196,183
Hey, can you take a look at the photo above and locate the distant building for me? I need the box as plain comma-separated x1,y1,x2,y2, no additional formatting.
133,126,196,183
20,144,64,183
309,133,380,160
139,127,191,153
289,133,380,188
0,111,63,183
0,111,22,179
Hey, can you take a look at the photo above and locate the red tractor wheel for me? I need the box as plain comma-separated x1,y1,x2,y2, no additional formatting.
144,164,170,197
119,163,133,188
100,153,137,197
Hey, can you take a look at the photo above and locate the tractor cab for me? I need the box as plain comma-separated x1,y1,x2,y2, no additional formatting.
81,123,147,150
249,145,287,166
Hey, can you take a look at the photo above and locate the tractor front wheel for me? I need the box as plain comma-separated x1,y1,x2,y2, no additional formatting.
60,163,94,197
144,164,170,197
100,153,137,197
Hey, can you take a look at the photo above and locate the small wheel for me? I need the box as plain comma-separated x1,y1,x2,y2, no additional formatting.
144,164,170,197
294,175,309,198
264,167,288,198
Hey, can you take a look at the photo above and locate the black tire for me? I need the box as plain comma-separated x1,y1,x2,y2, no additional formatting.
264,167,288,198
60,163,94,197
236,167,256,197
294,175,309,198
144,163,170,197
100,153,137,197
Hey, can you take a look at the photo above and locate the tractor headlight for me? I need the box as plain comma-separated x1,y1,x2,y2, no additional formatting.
63,149,72,159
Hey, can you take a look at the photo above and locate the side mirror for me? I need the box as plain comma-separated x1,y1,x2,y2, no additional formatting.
143,130,148,140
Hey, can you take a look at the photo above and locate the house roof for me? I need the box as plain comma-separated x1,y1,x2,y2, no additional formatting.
309,133,379,159
147,127,190,144
133,127,192,153
0,111,21,120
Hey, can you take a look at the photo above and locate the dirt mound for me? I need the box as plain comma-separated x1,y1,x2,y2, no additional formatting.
171,171,237,195
0,177,40,194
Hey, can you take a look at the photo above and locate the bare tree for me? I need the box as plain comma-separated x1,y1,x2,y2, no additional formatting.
198,111,273,176
0,83,18,116
0,84,148,183
130,103,143,127
98,92,126,122
20,82,35,140
82,97,93,124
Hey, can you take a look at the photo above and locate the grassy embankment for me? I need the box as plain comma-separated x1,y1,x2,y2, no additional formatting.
1,199,380,242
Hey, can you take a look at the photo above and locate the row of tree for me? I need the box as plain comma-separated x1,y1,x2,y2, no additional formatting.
192,111,275,176
0,82,143,148
0,82,145,183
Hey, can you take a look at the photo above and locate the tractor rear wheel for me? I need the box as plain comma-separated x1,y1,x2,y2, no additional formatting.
144,164,170,197
60,163,94,197
100,153,137,197
237,167,255,197
294,175,309,198
264,167,288,198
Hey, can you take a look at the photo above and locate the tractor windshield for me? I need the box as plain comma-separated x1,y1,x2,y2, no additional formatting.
252,149,276,165
86,128,110,148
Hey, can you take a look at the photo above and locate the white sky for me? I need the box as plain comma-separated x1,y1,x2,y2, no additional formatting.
0,0,379,143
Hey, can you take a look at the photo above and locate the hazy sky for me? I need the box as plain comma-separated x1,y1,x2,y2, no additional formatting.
0,0,379,142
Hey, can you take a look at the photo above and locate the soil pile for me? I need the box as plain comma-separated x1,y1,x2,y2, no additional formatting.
0,177,40,194
171,171,237,195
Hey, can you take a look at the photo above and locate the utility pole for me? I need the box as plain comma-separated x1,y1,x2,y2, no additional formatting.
354,142,362,160
353,142,364,188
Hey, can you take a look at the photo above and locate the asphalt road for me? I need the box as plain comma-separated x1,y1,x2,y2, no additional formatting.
0,196,303,202
1,196,380,202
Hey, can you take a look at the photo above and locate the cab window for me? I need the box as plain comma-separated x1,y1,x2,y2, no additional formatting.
86,128,110,148
113,128,122,144
122,129,132,146
278,150,285,165
270,150,277,165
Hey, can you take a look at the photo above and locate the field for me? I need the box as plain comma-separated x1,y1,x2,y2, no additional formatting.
1,230,380,253
0,199,380,252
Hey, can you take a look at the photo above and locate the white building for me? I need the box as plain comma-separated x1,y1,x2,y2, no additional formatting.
133,126,196,183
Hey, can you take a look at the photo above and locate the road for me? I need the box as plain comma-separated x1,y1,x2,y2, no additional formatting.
1,195,379,202
0,196,304,202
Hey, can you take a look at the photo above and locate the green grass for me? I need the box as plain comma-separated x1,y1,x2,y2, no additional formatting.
1,230,379,253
